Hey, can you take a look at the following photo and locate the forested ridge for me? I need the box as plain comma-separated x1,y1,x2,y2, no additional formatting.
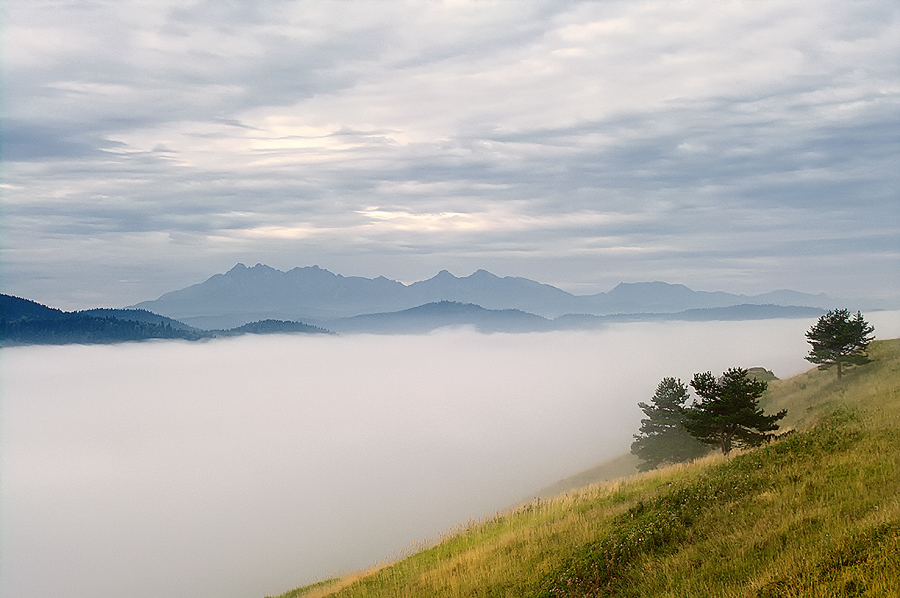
0,294,330,345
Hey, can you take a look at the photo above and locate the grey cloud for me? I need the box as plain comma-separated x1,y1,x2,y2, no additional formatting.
0,122,127,161
2,0,898,308
4,6,393,149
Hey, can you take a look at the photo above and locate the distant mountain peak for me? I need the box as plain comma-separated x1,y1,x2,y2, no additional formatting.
611,281,691,290
130,263,835,328
286,264,331,274
470,269,499,279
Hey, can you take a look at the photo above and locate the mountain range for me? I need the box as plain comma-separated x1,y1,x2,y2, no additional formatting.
131,263,834,330
2,262,835,344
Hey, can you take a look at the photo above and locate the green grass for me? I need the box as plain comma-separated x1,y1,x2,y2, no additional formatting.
271,339,900,598
277,578,343,598
533,451,641,498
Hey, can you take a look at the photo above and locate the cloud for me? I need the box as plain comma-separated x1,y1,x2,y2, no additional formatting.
1,0,898,308
0,321,826,598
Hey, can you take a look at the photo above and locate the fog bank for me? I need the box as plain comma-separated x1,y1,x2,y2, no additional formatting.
3,314,898,598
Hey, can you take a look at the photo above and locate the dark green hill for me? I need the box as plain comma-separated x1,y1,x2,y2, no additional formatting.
0,293,65,320
0,314,206,345
0,294,331,345
79,308,197,330
221,319,332,336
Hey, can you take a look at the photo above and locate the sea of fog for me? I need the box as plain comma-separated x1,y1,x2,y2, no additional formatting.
3,312,899,598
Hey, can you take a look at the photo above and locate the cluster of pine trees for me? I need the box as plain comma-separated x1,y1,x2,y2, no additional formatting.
631,309,875,471
0,294,331,346
0,314,205,344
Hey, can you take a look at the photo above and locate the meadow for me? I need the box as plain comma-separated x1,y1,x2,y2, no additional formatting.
275,337,900,597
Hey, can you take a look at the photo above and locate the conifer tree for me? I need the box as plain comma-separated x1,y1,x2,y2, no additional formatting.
631,377,707,471
683,368,786,455
805,309,875,379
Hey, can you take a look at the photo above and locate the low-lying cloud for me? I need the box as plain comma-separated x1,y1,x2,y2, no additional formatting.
4,316,875,598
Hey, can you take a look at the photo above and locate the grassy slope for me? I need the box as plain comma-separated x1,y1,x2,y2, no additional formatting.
273,339,900,598
532,451,641,499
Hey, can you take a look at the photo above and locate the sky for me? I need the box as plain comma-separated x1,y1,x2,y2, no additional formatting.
2,0,899,310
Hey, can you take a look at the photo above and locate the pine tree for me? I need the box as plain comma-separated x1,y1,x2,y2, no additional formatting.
683,368,786,455
805,309,875,379
631,377,707,471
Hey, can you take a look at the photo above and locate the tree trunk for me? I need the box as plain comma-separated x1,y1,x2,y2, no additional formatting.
837,359,842,380
720,430,731,455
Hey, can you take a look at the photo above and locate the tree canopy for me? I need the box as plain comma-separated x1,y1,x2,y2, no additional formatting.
805,309,875,379
630,377,708,471
683,368,786,455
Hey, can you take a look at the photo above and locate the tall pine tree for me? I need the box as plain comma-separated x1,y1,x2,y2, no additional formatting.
631,377,707,471
683,368,786,455
806,309,875,379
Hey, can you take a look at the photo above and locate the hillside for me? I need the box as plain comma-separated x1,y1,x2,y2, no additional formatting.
272,338,900,598
0,293,66,320
0,294,331,345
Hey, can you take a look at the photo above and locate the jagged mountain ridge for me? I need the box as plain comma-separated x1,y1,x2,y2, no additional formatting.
130,263,833,329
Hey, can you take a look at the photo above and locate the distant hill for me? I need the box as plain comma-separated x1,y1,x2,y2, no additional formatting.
79,308,196,330
1,294,65,320
552,304,825,331
221,319,332,336
403,269,578,315
328,302,825,335
657,303,825,321
0,294,330,346
0,314,207,345
2,291,829,343
130,263,835,329
331,301,554,334
1,295,192,330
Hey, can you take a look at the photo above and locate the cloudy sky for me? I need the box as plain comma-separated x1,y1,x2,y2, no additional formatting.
2,0,898,310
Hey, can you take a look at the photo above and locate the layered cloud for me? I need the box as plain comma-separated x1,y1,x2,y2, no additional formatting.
2,0,898,308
